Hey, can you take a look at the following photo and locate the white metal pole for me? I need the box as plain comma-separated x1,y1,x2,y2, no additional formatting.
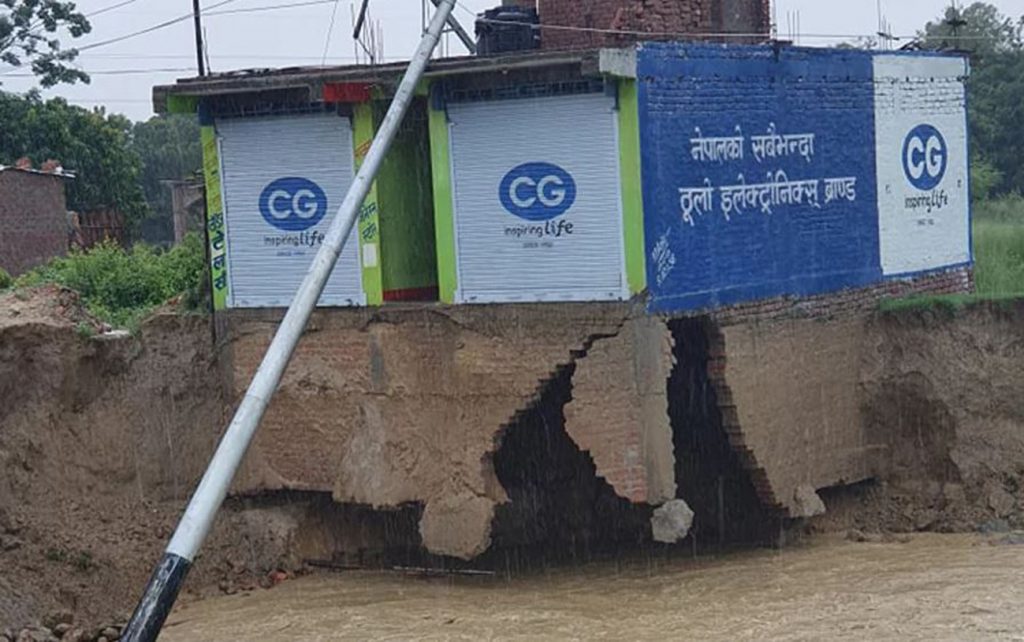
122,2,457,639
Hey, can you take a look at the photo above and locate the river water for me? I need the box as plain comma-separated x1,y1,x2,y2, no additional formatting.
162,534,1024,641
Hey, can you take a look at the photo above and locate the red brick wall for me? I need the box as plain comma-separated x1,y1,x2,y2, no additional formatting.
0,171,68,276
712,265,974,326
536,0,770,50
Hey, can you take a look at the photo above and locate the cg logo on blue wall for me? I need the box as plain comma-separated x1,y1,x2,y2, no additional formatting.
259,177,328,232
499,162,576,221
902,125,948,191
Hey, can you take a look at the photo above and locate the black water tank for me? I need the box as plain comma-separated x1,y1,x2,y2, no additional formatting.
475,6,540,55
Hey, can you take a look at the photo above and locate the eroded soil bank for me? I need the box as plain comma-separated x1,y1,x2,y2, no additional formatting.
2,287,1024,635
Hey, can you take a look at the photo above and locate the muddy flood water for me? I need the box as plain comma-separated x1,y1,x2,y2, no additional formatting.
162,534,1024,641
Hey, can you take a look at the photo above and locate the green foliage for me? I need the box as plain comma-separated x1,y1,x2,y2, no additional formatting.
17,233,207,329
971,156,1004,202
0,0,91,87
0,90,148,227
921,2,1022,58
974,192,1024,222
130,115,202,244
921,3,1024,195
0,266,11,290
968,51,1024,193
881,195,1024,311
74,321,94,338
973,219,1024,297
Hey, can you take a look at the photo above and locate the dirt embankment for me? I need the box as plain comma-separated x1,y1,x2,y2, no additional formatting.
0,287,247,636
813,302,1024,535
4,287,1024,633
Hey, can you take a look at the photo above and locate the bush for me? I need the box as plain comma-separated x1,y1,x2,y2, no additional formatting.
972,194,1024,297
974,192,1024,224
0,267,11,290
16,233,207,329
974,220,1024,297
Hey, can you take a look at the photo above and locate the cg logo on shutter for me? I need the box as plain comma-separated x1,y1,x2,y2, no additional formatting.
499,162,577,222
902,125,948,191
259,177,328,232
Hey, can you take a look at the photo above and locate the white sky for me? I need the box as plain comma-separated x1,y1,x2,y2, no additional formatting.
1,0,1021,121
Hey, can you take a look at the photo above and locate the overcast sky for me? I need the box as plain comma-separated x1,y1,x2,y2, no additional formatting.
1,0,1021,121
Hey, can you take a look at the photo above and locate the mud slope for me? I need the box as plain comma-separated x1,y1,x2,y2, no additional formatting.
828,302,1024,533
0,287,233,629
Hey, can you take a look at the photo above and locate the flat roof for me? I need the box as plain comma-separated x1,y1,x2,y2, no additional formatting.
152,48,606,114
0,165,75,180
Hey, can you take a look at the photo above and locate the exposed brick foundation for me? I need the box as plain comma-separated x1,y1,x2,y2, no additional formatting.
696,265,975,516
711,265,974,327
563,316,676,504
218,265,975,549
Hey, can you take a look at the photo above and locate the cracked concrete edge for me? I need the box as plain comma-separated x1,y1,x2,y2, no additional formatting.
562,317,677,505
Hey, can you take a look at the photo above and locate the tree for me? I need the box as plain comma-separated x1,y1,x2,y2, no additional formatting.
0,0,91,87
920,3,1024,195
920,2,1022,59
0,90,147,225
130,115,202,243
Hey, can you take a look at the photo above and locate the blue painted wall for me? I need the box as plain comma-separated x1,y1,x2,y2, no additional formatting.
638,44,883,313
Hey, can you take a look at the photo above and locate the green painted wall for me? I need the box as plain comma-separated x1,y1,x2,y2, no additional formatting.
428,96,458,304
373,99,438,297
201,125,229,311
618,79,647,296
352,103,384,305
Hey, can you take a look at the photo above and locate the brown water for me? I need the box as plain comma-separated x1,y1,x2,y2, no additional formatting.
162,534,1024,641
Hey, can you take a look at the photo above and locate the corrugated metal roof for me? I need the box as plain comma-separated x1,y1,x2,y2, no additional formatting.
152,48,606,114
0,165,76,179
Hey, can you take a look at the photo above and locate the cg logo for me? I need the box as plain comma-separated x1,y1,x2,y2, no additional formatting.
499,162,577,221
902,125,947,191
259,177,328,232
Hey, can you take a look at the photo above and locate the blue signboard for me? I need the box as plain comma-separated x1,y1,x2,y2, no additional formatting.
638,44,883,313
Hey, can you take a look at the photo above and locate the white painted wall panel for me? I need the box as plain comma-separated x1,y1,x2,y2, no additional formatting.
874,55,970,276
447,93,627,303
218,112,364,308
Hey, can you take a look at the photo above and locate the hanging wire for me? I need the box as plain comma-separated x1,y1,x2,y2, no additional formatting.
321,0,341,65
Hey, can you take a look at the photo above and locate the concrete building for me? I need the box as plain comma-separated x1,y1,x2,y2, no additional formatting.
152,38,973,559
0,164,72,276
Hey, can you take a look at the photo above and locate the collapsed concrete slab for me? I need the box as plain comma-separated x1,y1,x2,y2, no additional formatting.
704,317,880,517
224,304,680,559
563,316,676,504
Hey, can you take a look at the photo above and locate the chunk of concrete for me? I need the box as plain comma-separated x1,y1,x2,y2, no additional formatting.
650,499,695,544
987,485,1016,518
419,493,495,560
792,484,827,518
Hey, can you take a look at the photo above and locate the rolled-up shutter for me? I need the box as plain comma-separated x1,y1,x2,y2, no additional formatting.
217,112,364,308
447,93,627,303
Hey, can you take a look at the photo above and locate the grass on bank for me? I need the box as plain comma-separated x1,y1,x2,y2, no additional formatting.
3,233,207,330
880,194,1024,312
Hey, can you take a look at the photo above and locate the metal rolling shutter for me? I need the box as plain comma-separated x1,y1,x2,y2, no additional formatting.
447,92,627,303
217,112,364,308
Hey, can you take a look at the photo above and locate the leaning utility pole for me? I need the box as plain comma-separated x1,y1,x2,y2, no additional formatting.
192,0,206,77
120,1,457,640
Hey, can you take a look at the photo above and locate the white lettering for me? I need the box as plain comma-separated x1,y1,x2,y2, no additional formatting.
906,137,926,180
536,175,566,208
268,190,292,219
509,176,536,208
926,136,943,178
292,189,319,219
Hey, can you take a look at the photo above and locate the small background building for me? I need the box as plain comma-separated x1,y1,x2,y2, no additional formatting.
0,163,72,276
